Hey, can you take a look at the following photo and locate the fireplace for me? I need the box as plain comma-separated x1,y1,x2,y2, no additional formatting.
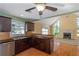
63,32,71,39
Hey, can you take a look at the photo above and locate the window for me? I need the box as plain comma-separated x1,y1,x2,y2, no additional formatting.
11,20,25,36
53,20,60,35
42,28,48,35
77,18,79,36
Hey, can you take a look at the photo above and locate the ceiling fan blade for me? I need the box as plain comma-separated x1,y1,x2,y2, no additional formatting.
25,7,36,11
46,6,57,11
39,11,43,15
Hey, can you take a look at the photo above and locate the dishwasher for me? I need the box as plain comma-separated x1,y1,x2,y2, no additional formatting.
0,40,15,56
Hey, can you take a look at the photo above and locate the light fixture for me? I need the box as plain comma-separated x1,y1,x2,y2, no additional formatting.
20,14,24,16
36,3,46,12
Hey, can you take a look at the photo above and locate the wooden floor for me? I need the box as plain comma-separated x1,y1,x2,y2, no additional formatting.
16,41,79,56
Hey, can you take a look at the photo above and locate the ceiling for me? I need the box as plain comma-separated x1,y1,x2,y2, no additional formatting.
0,3,79,20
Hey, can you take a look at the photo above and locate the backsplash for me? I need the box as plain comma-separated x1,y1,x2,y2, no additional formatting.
0,32,10,40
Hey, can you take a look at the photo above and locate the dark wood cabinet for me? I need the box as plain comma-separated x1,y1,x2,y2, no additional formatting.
15,38,31,54
0,16,11,32
32,37,54,54
15,35,54,54
25,22,34,31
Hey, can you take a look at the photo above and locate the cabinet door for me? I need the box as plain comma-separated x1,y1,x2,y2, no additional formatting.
44,39,50,53
26,38,33,47
0,19,4,32
21,38,29,50
33,38,40,49
2,19,11,32
33,38,45,51
15,40,22,54
15,38,31,54
38,39,45,50
0,16,11,32
25,22,34,31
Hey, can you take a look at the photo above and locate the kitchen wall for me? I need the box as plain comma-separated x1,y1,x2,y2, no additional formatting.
0,32,10,40
48,25,52,35
34,21,42,34
34,21,52,35
51,14,78,39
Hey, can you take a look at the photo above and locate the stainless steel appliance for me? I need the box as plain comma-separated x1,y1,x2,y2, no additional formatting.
0,41,15,56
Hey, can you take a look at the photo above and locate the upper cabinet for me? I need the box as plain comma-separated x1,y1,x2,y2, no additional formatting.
0,16,11,32
25,22,34,32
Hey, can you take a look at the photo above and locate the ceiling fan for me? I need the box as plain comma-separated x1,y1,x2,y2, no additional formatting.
25,3,57,15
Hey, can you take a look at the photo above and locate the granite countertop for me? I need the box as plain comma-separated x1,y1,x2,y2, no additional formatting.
0,36,28,44
0,39,14,44
33,34,54,39
12,36,28,40
33,35,53,40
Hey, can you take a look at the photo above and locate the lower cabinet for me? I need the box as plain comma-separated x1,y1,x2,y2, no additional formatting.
32,38,53,54
15,38,31,54
15,37,54,54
